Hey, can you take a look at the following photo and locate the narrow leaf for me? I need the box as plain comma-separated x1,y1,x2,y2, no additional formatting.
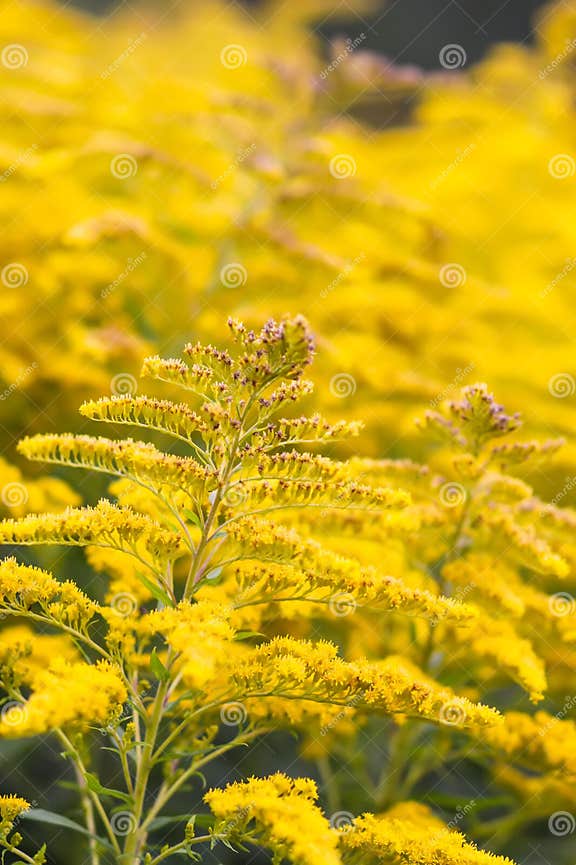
151,647,170,683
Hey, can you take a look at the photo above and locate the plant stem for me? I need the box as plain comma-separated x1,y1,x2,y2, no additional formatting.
183,380,272,598
121,670,172,864
148,835,213,865
75,760,100,865
56,730,121,856
142,729,269,834
0,843,37,864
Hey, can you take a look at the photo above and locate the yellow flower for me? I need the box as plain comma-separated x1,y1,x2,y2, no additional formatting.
205,773,341,865
481,710,576,777
0,795,30,822
0,558,97,629
232,637,501,728
227,518,477,626
143,600,236,690
0,624,78,685
341,803,515,865
18,433,213,496
0,659,126,738
0,502,182,566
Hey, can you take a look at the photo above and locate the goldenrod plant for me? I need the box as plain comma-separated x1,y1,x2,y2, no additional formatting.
0,316,574,864
1,0,576,863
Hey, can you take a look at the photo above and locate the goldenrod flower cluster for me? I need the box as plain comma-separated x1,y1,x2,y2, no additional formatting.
0,795,30,823
205,774,341,865
0,314,574,865
0,659,127,738
0,0,576,860
341,803,515,865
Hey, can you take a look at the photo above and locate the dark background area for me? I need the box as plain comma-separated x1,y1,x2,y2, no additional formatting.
68,0,549,69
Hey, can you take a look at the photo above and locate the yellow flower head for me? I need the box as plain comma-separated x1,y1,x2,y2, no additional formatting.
205,773,341,865
0,795,30,823
0,659,126,738
341,804,515,865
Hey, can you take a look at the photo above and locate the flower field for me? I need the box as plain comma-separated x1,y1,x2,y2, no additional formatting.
1,1,576,864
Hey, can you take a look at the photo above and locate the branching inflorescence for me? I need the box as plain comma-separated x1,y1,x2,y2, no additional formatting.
0,317,575,865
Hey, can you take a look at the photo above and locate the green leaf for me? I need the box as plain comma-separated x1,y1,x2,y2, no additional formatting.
21,810,112,848
137,572,174,607
85,773,131,803
234,630,265,641
149,814,213,832
33,843,47,864
150,648,170,683
183,509,202,529
22,809,90,834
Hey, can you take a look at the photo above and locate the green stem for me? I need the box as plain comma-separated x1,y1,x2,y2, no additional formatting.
142,729,269,833
182,377,276,598
374,722,416,810
56,730,121,855
151,699,227,763
317,756,339,813
121,671,172,864
148,835,212,865
0,843,37,864
74,760,100,865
